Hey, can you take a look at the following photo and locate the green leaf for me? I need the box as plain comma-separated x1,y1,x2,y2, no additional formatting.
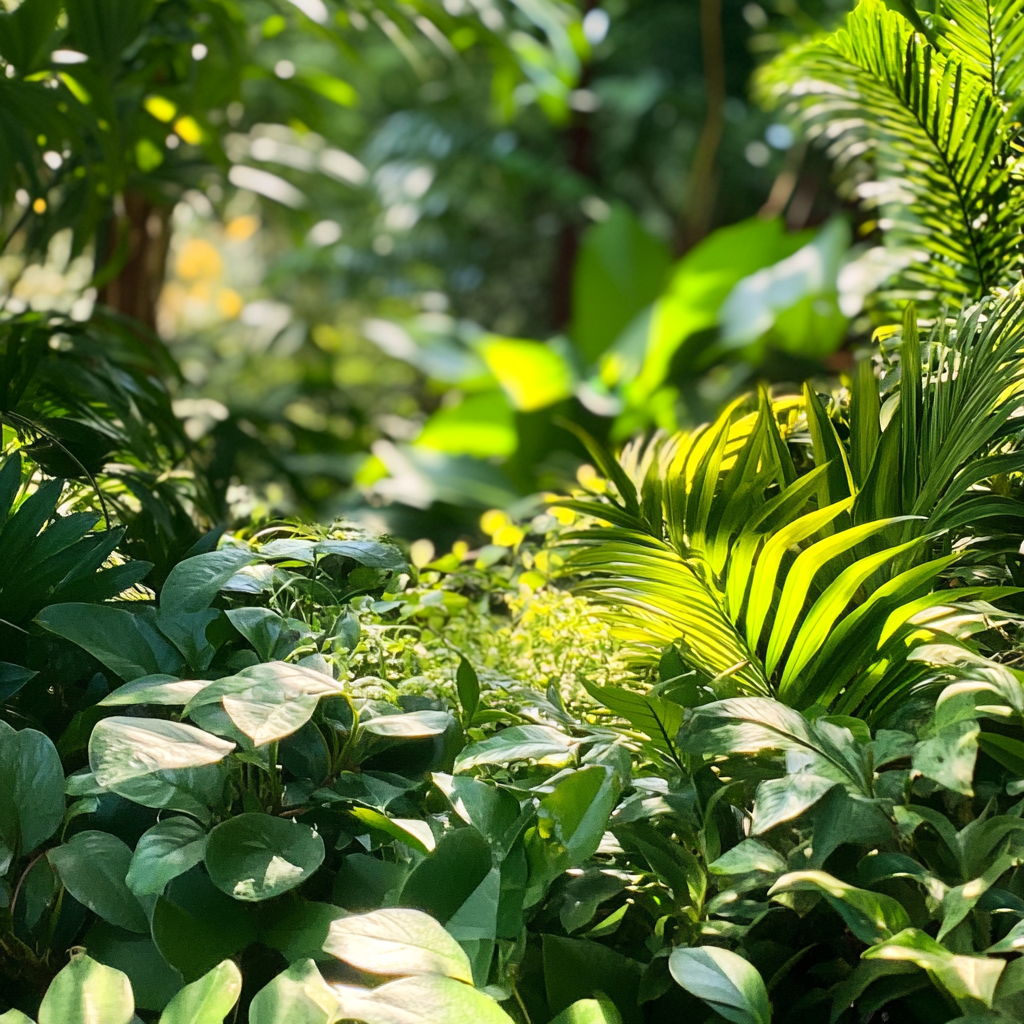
708,840,787,878
0,725,64,857
348,808,436,854
401,827,492,923
100,676,210,706
38,953,134,1024
914,721,980,795
262,902,349,963
863,928,1005,1010
158,960,242,1024
360,710,454,738
127,817,208,897
205,813,324,902
0,661,35,700
537,766,621,867
769,870,911,944
456,657,480,725
750,774,837,835
248,960,338,1024
455,725,575,771
82,921,182,1013
48,831,149,933
333,975,515,1024
36,603,169,681
89,717,233,818
0,1009,35,1023
322,908,474,983
431,773,520,847
160,550,259,614
549,999,623,1024
668,945,771,1024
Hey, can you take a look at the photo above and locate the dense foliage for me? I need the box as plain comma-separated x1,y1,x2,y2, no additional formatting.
7,0,1024,1023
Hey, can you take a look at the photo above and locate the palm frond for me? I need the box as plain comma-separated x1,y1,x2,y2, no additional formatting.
757,0,1022,308
937,0,1024,115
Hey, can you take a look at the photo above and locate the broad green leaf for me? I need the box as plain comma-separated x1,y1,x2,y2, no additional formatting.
226,608,296,661
863,928,1005,1009
668,945,771,1024
322,908,473,983
361,711,454,738
349,808,436,854
313,539,407,569
455,725,575,771
0,725,64,857
445,867,500,943
549,999,623,1024
769,870,910,944
161,550,259,614
223,688,319,747
0,661,35,700
48,831,149,933
431,773,520,845
0,1010,34,1023
477,335,575,411
537,766,621,867
751,774,836,834
248,960,338,1024
333,975,515,1024
205,813,324,902
581,680,684,756
38,953,134,1024
90,718,235,788
401,828,491,923
914,721,980,795
81,921,181,1012
36,603,167,681
708,840,787,877
100,676,209,706
262,902,349,962
939,854,1015,942
127,817,208,896
158,960,242,1024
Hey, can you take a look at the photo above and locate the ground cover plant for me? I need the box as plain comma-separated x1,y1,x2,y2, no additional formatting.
8,0,1024,1023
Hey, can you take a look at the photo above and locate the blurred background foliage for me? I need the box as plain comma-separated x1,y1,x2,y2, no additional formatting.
0,0,879,547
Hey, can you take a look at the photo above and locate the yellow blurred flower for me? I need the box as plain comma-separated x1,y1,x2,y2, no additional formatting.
176,238,222,281
480,509,508,536
225,215,260,242
217,288,243,319
493,524,524,548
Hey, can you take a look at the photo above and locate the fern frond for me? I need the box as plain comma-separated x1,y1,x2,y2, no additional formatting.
757,0,1021,308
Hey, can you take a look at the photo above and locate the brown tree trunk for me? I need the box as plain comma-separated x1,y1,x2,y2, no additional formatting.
97,192,172,333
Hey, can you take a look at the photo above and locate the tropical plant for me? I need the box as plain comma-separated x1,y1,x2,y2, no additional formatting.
759,0,1024,312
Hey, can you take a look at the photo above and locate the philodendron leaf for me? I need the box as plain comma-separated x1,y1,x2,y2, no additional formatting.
332,975,515,1024
161,549,259,614
127,817,208,896
38,953,134,1024
750,774,836,835
708,840,787,878
322,908,473,983
158,959,242,1024
0,724,65,857
250,960,341,1024
100,676,210,706
455,725,575,771
769,871,910,944
668,945,771,1024
549,1000,623,1024
914,721,980,796
48,831,149,933
205,813,325,902
537,766,621,867
0,1009,34,1023
863,928,1005,1010
0,662,35,700
361,711,454,738
90,718,235,787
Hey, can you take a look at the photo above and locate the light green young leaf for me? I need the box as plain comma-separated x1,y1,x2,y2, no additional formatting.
332,975,515,1024
0,1009,35,1023
38,953,134,1024
863,928,1005,1010
158,960,242,1024
769,870,911,944
549,999,623,1024
100,676,209,707
455,724,576,771
248,959,338,1024
668,945,771,1024
322,908,473,983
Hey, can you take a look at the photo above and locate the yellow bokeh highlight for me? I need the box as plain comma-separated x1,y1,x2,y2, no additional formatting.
550,506,576,526
480,509,508,536
173,116,203,145
226,215,260,242
409,538,435,568
176,238,223,281
32,198,47,214
452,540,469,560
144,95,177,123
217,288,243,319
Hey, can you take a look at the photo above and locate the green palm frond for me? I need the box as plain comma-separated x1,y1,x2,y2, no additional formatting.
757,0,1022,308
937,0,1024,114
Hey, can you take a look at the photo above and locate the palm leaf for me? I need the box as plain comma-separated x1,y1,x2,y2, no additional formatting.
757,0,1021,307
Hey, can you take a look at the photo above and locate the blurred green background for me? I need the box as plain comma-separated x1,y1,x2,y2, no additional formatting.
0,0,875,547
